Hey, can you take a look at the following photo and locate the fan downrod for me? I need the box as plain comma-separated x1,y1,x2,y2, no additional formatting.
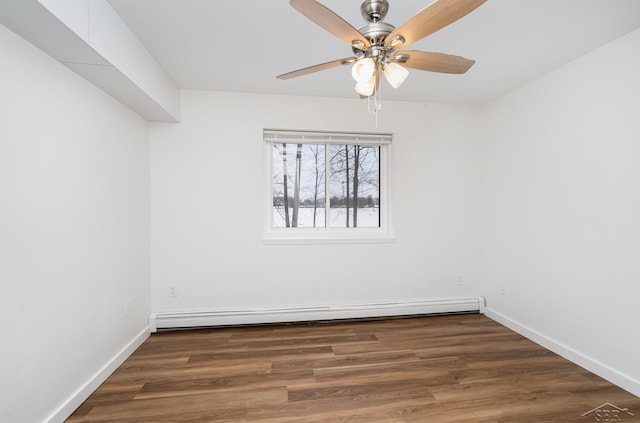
360,0,389,23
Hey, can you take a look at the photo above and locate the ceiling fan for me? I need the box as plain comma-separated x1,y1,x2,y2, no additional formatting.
277,0,487,98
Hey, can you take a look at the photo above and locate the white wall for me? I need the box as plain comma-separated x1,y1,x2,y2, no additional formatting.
480,28,640,395
150,91,482,313
0,23,151,423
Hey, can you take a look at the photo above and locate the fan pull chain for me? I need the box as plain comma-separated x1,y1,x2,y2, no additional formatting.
367,82,382,128
375,99,379,128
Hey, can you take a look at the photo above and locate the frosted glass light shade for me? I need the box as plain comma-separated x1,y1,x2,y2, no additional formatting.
383,62,409,89
351,58,376,83
355,76,375,96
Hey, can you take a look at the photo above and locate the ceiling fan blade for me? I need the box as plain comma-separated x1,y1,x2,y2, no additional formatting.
290,0,370,48
395,50,475,74
277,57,356,80
385,0,487,49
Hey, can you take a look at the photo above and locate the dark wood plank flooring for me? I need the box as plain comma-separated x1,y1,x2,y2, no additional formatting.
66,314,640,422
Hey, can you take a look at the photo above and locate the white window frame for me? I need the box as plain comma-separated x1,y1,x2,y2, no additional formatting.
263,129,394,244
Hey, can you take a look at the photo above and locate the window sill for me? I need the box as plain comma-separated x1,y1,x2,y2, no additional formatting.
263,230,396,245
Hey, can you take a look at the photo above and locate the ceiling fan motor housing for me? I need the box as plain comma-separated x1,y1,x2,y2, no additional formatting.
359,22,395,46
358,0,394,47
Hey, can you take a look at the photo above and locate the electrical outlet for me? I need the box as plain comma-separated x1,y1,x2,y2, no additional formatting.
168,285,178,298
456,274,464,286
500,283,508,296
125,299,132,316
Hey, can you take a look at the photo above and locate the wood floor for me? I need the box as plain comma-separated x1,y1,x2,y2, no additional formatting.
67,314,640,422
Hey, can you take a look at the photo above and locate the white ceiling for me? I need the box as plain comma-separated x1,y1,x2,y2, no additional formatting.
107,0,640,105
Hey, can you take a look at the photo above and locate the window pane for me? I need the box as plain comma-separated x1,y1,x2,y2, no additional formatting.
272,143,326,228
329,145,380,228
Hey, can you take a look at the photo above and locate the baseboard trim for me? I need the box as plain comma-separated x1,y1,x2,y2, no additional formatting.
47,326,151,423
485,308,640,397
150,297,486,332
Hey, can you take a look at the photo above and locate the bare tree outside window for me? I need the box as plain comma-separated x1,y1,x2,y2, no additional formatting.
328,144,380,228
273,142,380,229
272,143,327,228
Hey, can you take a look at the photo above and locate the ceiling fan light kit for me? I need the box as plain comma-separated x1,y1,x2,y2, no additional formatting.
278,0,487,118
355,76,376,97
383,62,409,89
351,57,376,83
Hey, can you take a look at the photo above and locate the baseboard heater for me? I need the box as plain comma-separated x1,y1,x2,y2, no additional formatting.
149,297,485,332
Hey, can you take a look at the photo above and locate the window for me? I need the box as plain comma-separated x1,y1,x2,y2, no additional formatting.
264,129,393,243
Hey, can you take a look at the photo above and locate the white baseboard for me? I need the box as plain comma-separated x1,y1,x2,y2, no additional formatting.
46,326,151,423
485,308,640,397
149,297,486,332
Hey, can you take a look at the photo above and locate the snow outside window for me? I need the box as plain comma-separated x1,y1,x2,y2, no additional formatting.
264,129,394,244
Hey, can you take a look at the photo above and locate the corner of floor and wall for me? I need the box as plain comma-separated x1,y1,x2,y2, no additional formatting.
477,26,640,398
0,22,152,423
